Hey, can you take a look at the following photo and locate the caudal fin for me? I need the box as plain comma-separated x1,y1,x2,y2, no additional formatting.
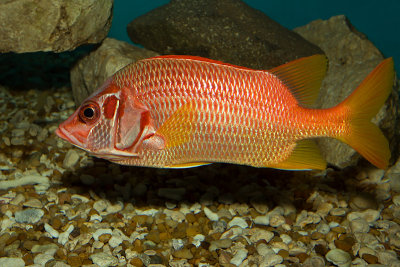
339,58,394,169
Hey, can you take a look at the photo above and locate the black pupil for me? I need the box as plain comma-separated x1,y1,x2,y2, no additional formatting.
83,107,94,118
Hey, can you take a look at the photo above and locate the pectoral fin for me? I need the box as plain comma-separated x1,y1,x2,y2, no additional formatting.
156,102,197,149
268,139,327,170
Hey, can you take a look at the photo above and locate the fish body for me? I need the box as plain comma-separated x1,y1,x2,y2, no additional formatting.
56,55,394,170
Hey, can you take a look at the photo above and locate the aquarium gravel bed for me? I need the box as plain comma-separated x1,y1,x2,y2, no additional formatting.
1,85,400,266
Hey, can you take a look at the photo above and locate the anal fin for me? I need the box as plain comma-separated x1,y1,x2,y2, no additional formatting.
268,139,327,170
165,162,213,168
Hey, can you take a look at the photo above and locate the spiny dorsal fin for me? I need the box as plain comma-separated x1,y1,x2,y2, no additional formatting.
269,55,328,106
268,139,327,170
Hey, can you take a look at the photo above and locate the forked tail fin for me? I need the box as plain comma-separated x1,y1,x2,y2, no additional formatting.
338,58,394,169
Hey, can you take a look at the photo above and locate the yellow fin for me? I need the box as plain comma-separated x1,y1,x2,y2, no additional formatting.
156,102,196,149
165,162,213,168
337,58,394,169
268,139,327,170
269,55,328,106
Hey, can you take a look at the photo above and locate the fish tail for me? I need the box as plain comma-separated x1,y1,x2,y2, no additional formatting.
338,58,394,169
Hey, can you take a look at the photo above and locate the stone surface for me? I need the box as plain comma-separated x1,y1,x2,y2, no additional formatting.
15,208,44,224
70,38,158,105
0,257,25,267
294,15,400,168
127,0,322,70
0,0,113,53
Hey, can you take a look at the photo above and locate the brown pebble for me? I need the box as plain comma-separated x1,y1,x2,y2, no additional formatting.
331,226,346,234
132,215,148,225
172,248,194,259
278,249,289,258
5,234,18,245
362,253,378,264
314,244,328,256
51,217,63,230
98,233,112,243
22,253,34,265
296,252,309,263
311,232,325,240
130,258,144,266
186,213,197,223
133,239,143,253
55,248,67,261
186,226,200,237
67,255,82,267
334,239,353,252
22,240,37,251
58,192,71,204
146,230,161,243
159,232,169,241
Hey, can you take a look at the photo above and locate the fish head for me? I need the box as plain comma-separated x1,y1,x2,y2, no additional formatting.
56,78,163,161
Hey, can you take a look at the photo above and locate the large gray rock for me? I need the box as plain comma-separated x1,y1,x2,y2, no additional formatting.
127,0,323,70
294,15,399,168
70,38,159,105
0,0,113,53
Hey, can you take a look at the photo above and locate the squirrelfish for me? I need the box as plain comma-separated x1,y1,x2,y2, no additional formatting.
56,55,394,170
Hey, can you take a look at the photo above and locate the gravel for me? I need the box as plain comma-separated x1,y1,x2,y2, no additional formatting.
1,85,400,265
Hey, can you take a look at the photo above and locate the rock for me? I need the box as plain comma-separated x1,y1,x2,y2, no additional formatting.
209,239,232,251
227,217,248,229
172,248,193,259
58,225,74,245
325,249,352,267
0,0,113,53
62,149,80,169
269,214,286,227
350,218,370,233
294,15,400,168
302,256,325,267
0,257,25,267
34,253,54,265
70,38,158,105
31,243,59,255
44,223,60,238
15,208,44,224
230,248,248,266
249,229,274,243
127,0,322,71
203,207,219,221
90,252,118,267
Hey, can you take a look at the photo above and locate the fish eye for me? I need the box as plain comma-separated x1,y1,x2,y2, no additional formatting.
79,102,99,124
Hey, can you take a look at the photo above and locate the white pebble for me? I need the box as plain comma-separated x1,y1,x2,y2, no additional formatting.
34,253,54,265
93,228,113,241
90,252,118,267
256,243,274,257
227,216,248,229
203,207,219,221
261,254,283,266
192,234,205,248
62,149,80,169
280,234,292,244
108,236,123,248
249,229,274,243
0,257,25,267
230,248,248,266
254,215,269,225
269,214,285,227
350,218,370,233
44,223,59,238
393,195,400,206
58,224,74,245
326,249,351,267
71,194,90,203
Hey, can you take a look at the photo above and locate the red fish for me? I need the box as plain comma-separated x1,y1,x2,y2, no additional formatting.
56,55,394,170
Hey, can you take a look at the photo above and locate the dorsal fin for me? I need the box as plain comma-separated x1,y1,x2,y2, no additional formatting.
269,55,328,106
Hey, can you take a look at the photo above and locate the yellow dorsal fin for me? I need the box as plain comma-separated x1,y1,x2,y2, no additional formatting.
165,162,213,168
268,139,327,170
156,102,196,149
269,55,328,106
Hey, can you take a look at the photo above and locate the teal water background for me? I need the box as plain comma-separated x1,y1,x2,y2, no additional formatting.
109,0,400,72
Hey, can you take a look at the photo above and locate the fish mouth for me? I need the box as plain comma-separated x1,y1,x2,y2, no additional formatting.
55,127,84,148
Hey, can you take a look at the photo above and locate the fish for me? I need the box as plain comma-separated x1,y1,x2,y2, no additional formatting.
56,55,394,170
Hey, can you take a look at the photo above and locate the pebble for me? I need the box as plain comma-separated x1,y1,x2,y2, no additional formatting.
0,257,25,267
172,248,193,259
93,199,109,213
254,215,269,225
90,252,118,267
302,256,325,267
209,239,232,251
261,254,283,266
325,248,352,267
269,214,285,227
249,229,274,243
230,248,248,266
58,224,74,245
203,207,219,221
227,216,248,229
23,198,43,208
44,222,60,238
316,222,331,234
348,209,380,223
93,229,113,241
62,149,80,169
330,208,347,216
34,253,54,265
192,234,205,247
350,218,370,233
15,208,44,224
350,193,378,210
31,243,59,255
